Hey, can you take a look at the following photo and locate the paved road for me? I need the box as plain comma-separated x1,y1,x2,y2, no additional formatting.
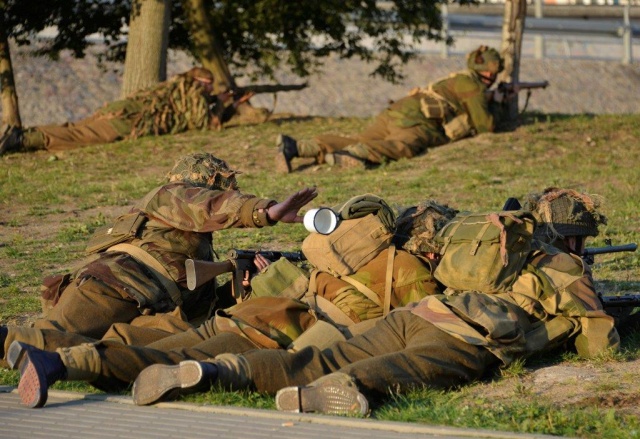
0,386,555,439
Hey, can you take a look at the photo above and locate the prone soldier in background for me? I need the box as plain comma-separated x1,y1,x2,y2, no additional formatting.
0,67,253,155
274,45,506,172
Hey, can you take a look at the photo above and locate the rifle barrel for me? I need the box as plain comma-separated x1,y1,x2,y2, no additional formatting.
600,293,640,308
583,243,638,257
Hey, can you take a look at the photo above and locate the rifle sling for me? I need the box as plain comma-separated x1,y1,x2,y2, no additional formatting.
107,243,183,306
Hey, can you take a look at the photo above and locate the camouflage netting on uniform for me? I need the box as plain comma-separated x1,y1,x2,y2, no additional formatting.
523,187,607,239
394,200,459,254
128,74,212,138
167,152,239,191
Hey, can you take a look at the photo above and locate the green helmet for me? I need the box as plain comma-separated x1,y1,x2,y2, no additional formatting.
523,187,607,240
467,46,504,74
393,200,458,254
167,152,239,191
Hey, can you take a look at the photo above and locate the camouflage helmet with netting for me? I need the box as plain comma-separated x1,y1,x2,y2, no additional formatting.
467,45,504,74
523,187,607,240
393,200,459,254
167,153,239,191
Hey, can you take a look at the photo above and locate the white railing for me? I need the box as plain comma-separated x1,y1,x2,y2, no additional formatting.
441,2,637,63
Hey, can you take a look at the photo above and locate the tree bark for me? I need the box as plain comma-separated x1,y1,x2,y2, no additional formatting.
498,0,527,124
0,29,22,128
121,0,171,98
181,0,235,93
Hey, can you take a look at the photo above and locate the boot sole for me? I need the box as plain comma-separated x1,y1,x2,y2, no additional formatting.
7,342,48,408
132,360,203,406
275,384,369,415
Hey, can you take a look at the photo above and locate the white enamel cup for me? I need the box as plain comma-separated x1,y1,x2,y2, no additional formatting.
303,208,340,235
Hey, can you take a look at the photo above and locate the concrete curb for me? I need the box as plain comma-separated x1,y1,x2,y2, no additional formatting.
0,386,555,439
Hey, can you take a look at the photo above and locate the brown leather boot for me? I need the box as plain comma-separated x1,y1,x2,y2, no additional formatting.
132,360,219,406
275,134,299,173
7,341,67,408
275,372,369,415
0,125,25,156
325,152,367,169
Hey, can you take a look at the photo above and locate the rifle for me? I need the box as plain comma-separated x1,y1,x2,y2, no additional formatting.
185,249,306,301
598,293,640,328
496,80,549,114
497,80,549,94
582,241,637,265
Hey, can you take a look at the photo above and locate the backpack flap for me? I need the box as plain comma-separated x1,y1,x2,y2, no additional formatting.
434,210,536,293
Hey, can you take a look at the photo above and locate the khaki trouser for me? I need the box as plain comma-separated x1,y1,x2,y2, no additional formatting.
314,112,447,164
34,117,127,152
222,311,499,400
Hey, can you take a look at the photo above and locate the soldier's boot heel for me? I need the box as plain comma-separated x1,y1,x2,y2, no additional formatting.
132,360,217,406
275,376,369,416
7,341,67,409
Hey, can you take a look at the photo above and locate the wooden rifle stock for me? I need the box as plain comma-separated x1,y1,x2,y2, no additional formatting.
185,259,234,291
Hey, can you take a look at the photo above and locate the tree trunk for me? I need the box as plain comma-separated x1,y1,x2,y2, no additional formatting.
0,29,22,127
498,0,527,124
121,0,171,98
181,0,235,93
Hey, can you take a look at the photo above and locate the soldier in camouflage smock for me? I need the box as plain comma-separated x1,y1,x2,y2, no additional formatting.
273,46,505,172
2,200,458,405
15,153,317,346
115,188,619,414
0,68,252,155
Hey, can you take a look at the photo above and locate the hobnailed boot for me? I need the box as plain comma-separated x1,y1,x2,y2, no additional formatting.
0,125,25,156
6,341,67,408
132,360,218,406
324,152,367,170
275,372,369,416
275,134,299,173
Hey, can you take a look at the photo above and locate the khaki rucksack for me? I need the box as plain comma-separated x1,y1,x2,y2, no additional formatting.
433,210,537,293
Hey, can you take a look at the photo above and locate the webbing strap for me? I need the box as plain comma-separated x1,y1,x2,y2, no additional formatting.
107,243,183,306
383,244,396,317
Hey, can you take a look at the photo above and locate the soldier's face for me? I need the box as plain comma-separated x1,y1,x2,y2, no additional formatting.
478,71,497,87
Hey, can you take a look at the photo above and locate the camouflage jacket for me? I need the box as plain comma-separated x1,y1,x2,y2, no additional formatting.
384,94,438,129
212,297,317,349
76,182,276,319
94,74,218,139
428,70,495,134
315,248,441,323
405,243,619,364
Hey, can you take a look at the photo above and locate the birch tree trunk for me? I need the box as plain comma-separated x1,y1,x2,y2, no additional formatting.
0,28,22,127
121,0,171,98
498,0,527,124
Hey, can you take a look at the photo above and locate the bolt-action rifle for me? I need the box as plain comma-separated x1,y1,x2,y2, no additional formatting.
185,249,306,302
582,241,637,265
496,80,549,114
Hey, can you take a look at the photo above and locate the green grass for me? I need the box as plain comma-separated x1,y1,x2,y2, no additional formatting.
1,112,639,437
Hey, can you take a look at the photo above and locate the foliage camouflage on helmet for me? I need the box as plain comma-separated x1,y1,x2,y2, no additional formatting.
393,200,458,254
523,187,607,239
167,152,239,191
466,45,504,74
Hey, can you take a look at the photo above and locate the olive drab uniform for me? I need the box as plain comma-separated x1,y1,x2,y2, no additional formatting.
307,69,496,165
195,242,619,399
0,245,442,390
20,73,219,152
31,182,278,341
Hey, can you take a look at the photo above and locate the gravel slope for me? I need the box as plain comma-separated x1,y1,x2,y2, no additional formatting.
3,39,639,127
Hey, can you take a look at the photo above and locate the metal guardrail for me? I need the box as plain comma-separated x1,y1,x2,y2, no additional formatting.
441,2,637,63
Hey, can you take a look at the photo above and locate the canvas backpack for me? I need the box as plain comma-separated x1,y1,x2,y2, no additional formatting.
433,210,537,293
301,213,393,277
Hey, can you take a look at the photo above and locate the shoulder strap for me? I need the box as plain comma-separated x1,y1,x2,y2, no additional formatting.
383,244,396,316
107,243,183,306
